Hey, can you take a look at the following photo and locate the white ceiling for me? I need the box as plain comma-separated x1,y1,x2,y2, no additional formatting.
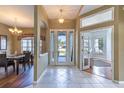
43,5,81,19
79,5,103,15
0,5,34,28
0,5,103,28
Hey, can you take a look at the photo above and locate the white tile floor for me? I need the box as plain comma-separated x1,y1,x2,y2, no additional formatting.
26,66,124,88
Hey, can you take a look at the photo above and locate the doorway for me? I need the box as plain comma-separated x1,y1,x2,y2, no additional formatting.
50,29,74,65
80,27,113,80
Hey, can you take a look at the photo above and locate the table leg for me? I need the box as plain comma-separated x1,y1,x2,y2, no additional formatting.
17,62,19,75
14,60,19,75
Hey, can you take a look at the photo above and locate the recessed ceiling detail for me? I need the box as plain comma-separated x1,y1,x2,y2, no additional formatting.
43,5,81,19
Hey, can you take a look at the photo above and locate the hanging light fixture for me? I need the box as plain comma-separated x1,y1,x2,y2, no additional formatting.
58,9,64,24
8,18,23,35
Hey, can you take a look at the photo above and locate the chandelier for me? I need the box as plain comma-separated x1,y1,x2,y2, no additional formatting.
8,18,23,35
58,9,64,24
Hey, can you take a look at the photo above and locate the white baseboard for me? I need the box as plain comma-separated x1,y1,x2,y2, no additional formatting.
118,81,124,84
33,69,47,84
113,80,124,84
113,80,119,84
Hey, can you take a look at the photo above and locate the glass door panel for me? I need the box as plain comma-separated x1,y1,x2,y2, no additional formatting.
57,32,67,63
80,32,91,70
50,32,55,63
69,32,74,63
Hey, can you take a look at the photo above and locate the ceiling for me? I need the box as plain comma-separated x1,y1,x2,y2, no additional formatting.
0,5,34,28
0,5,102,28
43,5,81,19
43,5,103,19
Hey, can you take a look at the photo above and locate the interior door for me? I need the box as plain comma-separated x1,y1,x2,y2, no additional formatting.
80,32,91,70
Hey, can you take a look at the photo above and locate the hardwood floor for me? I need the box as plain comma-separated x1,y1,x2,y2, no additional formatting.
87,59,112,80
85,66,112,80
0,65,33,88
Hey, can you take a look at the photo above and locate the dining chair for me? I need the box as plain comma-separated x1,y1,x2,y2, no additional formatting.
18,51,31,71
0,54,15,73
23,51,32,68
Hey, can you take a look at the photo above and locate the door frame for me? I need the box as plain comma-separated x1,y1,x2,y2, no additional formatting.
50,29,75,66
80,26,114,81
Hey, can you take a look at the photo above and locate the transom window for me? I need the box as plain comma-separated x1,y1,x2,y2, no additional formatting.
80,8,114,28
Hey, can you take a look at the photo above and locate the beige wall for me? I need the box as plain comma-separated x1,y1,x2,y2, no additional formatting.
0,23,14,54
49,19,75,29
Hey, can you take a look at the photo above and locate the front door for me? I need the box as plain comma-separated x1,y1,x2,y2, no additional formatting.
50,30,74,65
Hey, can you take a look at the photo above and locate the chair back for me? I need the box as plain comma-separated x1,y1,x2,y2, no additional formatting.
23,52,31,62
0,54,6,63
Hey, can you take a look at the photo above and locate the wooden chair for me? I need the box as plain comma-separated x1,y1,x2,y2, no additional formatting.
18,51,31,71
0,54,15,73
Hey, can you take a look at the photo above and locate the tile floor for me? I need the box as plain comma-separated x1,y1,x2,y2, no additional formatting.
26,66,124,88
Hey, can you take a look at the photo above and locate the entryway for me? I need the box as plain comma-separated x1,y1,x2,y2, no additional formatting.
50,29,74,65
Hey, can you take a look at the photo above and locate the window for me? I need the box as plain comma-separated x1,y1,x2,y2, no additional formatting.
0,35,7,50
80,8,114,28
21,39,32,52
50,32,55,62
21,38,43,54
94,37,104,54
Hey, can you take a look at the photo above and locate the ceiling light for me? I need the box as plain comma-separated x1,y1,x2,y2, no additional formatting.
58,18,64,24
58,9,64,24
8,18,23,35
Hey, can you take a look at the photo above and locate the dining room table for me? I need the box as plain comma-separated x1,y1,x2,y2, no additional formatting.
7,54,25,75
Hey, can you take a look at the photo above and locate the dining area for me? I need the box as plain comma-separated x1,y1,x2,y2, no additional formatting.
0,51,33,75
0,50,34,87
